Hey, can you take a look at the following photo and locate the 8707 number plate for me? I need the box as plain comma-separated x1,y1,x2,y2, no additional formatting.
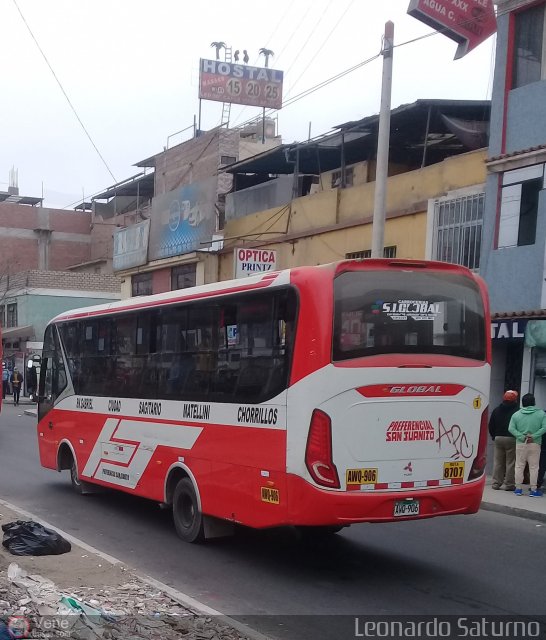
393,499,420,517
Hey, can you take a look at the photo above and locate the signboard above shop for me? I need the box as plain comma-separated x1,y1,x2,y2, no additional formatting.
199,59,283,110
491,319,527,341
113,219,150,272
234,248,277,278
407,0,496,59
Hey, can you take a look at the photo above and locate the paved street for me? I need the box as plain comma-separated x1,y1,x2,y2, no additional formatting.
1,402,545,640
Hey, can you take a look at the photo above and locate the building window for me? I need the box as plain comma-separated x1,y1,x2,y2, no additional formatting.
498,165,543,248
331,167,354,188
6,303,17,328
432,192,484,269
131,273,153,297
220,155,237,166
346,246,397,260
513,4,546,89
171,264,197,291
0,305,5,327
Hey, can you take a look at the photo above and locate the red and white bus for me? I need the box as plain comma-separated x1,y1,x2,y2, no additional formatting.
37,259,490,542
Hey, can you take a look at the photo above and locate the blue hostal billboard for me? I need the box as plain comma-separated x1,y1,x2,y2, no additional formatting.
149,178,217,260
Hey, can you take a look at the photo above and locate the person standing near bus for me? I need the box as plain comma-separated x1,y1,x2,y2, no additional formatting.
509,393,546,497
2,365,9,400
488,390,519,491
11,369,22,406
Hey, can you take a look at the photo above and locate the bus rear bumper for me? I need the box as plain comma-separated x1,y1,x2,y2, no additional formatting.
287,474,485,525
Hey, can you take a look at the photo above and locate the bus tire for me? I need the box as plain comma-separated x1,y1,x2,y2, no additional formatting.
172,478,204,543
70,455,92,495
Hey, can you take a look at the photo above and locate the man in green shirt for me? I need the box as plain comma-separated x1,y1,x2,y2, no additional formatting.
508,393,546,497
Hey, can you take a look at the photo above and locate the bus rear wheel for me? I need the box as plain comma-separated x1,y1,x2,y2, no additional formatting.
172,478,204,543
70,456,86,494
70,456,95,496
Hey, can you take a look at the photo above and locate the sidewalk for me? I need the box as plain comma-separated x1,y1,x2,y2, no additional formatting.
480,477,546,523
0,502,256,640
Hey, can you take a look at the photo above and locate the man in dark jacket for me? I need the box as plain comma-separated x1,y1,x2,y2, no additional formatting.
489,390,519,490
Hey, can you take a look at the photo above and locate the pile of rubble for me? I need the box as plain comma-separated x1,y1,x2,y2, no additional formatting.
0,563,250,640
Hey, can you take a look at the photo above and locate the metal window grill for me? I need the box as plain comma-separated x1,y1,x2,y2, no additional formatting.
432,193,484,270
346,246,397,260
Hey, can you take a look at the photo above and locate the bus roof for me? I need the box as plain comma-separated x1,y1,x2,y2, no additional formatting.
49,268,293,324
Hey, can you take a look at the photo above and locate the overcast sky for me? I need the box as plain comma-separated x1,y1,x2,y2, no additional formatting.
0,0,496,209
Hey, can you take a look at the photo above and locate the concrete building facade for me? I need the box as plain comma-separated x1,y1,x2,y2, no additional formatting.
481,0,546,407
0,269,121,389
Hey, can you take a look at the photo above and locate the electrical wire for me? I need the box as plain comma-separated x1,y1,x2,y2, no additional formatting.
286,0,356,100
231,0,314,126
234,51,381,132
284,1,333,78
12,0,117,182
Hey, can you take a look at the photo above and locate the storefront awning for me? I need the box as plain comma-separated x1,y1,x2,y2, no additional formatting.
1,325,34,341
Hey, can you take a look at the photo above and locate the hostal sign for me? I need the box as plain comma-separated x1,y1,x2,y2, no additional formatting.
199,59,283,110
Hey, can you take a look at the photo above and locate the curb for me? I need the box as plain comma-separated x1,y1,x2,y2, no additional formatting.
23,409,37,417
0,498,270,640
480,500,546,524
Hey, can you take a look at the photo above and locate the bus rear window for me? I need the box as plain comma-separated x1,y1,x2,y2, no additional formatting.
333,269,486,361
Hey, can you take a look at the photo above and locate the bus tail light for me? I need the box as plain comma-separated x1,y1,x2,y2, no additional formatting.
468,409,489,480
305,409,340,489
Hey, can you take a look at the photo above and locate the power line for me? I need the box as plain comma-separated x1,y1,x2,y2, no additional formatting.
284,0,332,77
12,0,117,183
231,0,314,126
286,0,356,100
234,51,381,132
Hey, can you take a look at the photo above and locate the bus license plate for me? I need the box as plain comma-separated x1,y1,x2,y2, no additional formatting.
393,500,420,517
443,461,465,480
261,487,280,504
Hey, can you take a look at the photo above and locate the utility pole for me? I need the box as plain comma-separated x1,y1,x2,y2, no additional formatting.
371,21,394,259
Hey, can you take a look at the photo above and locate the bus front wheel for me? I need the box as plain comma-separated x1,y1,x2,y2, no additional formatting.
172,478,204,543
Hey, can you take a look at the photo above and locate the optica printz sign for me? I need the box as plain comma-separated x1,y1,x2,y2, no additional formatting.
234,248,277,278
199,59,283,110
407,0,496,59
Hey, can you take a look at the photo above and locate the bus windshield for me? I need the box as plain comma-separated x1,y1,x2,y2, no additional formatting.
333,269,486,362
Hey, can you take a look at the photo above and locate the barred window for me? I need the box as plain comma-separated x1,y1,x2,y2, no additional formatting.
331,167,354,188
346,246,397,260
432,192,484,270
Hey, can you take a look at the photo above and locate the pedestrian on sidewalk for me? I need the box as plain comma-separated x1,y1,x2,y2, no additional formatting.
2,365,8,400
10,369,22,407
537,439,546,492
488,390,519,491
509,393,546,497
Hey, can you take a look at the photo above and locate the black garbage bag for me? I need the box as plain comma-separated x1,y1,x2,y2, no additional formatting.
1,520,71,556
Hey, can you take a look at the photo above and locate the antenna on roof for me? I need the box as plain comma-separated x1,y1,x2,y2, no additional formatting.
8,166,19,196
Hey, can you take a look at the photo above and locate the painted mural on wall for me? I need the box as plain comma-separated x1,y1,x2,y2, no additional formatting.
149,178,217,260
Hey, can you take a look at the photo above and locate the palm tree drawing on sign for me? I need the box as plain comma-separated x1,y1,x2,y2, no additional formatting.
210,41,226,60
259,48,274,68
